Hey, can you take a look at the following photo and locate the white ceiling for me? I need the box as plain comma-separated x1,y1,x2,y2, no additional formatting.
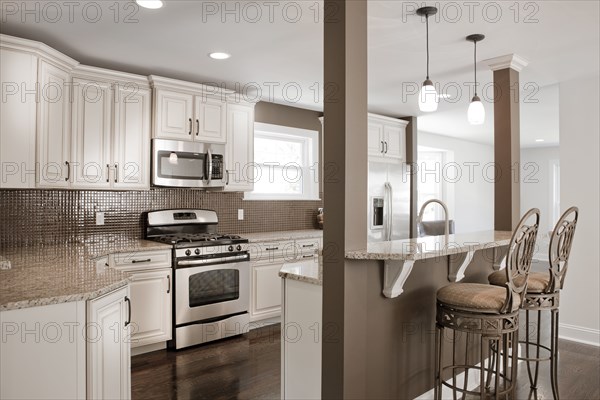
1,1,598,147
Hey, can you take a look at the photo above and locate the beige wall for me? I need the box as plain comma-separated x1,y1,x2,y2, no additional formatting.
559,75,600,345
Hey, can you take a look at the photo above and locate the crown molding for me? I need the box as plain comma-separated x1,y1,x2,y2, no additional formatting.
0,34,79,71
484,54,529,72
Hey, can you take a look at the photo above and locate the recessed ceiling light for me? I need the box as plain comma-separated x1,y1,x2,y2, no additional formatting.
209,52,231,60
136,0,163,9
535,139,545,142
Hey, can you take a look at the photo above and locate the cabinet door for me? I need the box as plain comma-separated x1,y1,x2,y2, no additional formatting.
71,78,112,188
383,123,405,160
367,121,384,157
87,286,131,400
154,89,193,140
0,49,37,188
225,103,255,191
113,85,151,189
194,96,226,143
128,269,172,348
250,262,283,321
37,60,72,188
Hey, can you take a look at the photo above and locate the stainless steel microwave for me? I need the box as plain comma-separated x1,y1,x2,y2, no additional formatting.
152,139,226,189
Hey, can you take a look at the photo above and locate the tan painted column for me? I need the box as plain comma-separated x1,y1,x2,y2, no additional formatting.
322,0,368,398
485,54,528,230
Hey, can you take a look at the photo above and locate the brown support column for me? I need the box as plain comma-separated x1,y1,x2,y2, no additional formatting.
322,0,368,398
402,116,418,238
486,55,528,230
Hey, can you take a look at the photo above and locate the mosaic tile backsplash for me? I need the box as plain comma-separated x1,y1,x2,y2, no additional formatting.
0,189,323,247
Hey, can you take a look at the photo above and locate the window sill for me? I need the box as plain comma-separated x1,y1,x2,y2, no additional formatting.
243,195,322,202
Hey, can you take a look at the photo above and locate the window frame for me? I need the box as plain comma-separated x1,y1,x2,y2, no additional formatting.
244,123,320,201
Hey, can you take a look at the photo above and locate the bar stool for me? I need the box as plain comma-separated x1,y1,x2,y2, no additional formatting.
434,208,540,399
488,207,578,399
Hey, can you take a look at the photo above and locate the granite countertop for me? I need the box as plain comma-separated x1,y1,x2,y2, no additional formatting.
0,237,172,311
279,257,322,286
345,231,512,261
243,230,323,243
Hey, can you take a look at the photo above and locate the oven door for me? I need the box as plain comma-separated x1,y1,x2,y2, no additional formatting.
175,261,249,325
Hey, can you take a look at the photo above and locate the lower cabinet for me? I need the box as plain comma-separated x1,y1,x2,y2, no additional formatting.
128,268,172,348
87,285,131,400
250,261,285,322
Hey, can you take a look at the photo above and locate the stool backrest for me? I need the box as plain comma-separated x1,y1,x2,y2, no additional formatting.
548,206,579,292
501,208,540,313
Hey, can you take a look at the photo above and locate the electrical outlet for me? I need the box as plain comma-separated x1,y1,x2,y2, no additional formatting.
238,209,244,220
96,212,105,226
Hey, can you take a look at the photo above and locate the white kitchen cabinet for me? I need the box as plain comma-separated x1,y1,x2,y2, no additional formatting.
87,285,131,400
0,301,86,400
281,278,322,400
249,238,321,323
128,269,172,350
37,60,73,187
113,84,151,189
71,77,113,188
251,260,285,321
0,48,38,188
151,76,230,144
367,114,407,161
225,102,255,192
195,95,227,143
112,249,172,354
154,89,194,140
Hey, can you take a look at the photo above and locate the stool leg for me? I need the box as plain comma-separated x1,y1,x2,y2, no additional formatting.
525,309,536,388
435,323,442,400
531,310,543,389
480,335,487,399
452,330,458,400
550,309,560,400
485,340,495,389
495,337,502,399
511,330,518,399
462,332,470,400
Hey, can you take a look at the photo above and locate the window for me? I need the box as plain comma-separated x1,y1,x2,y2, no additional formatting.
245,123,319,200
417,147,455,222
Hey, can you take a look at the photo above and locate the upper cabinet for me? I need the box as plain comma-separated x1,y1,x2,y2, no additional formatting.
225,101,255,192
367,114,408,162
150,76,229,144
1,36,78,189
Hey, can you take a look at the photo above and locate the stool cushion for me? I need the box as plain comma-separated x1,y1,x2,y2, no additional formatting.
488,270,550,293
437,283,520,314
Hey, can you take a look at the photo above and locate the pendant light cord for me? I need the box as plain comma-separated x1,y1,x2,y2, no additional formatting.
474,40,477,96
426,15,430,80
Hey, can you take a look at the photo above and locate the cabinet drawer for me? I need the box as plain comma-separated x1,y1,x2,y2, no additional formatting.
249,241,296,264
113,249,171,271
295,238,321,258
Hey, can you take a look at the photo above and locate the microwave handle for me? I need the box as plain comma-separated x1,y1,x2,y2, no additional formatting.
206,148,213,184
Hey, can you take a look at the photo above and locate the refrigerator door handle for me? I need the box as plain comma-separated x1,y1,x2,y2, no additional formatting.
384,182,393,241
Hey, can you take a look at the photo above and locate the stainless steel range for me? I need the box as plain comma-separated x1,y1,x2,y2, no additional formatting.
145,209,250,349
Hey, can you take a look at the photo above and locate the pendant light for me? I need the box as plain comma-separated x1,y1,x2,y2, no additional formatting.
466,34,485,125
416,7,438,112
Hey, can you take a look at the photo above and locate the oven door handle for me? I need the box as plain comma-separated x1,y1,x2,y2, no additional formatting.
206,148,213,184
177,255,248,267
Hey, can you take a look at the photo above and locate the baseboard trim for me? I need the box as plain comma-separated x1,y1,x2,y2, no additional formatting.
559,323,600,347
131,341,167,356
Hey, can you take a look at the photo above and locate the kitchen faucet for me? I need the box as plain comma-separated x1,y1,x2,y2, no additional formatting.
417,199,450,238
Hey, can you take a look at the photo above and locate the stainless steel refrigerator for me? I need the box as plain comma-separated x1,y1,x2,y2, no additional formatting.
367,161,411,242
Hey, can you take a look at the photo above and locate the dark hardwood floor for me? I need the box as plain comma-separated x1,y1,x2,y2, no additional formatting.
132,324,599,400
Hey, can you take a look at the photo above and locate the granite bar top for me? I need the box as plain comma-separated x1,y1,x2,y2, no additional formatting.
243,230,322,243
279,257,322,286
0,237,172,311
345,231,512,261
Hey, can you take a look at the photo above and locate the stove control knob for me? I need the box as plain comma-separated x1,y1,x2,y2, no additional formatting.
185,249,191,256
228,245,234,252
236,245,242,251
195,248,200,255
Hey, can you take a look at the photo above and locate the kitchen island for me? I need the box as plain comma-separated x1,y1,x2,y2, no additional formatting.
281,231,511,400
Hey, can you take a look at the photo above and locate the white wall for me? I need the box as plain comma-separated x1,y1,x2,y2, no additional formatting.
418,132,494,233
520,146,560,232
558,75,600,346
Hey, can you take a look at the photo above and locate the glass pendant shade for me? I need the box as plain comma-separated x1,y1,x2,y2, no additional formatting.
136,0,163,9
468,95,485,125
419,79,438,112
